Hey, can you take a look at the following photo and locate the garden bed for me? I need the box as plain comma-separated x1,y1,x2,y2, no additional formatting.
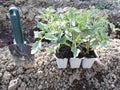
0,39,120,90
0,0,120,90
0,0,120,48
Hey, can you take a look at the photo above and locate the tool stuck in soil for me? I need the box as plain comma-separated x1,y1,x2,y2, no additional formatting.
8,7,34,64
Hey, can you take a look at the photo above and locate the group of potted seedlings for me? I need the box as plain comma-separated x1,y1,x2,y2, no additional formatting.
31,7,114,69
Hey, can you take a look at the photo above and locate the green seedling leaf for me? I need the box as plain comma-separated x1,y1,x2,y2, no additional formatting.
59,36,67,44
71,29,79,42
65,30,72,36
65,35,72,42
56,33,63,40
34,31,39,38
71,20,75,26
37,22,44,30
44,33,57,40
34,31,44,39
91,24,100,32
74,27,80,33
101,40,107,47
54,43,60,52
91,40,98,48
78,39,84,44
31,41,41,54
71,46,80,58
37,22,47,31
45,46,54,52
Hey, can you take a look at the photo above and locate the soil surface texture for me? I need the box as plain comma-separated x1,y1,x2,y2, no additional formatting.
0,0,120,90
0,39,120,90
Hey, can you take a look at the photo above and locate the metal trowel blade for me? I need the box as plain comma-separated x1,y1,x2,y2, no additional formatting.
9,44,34,61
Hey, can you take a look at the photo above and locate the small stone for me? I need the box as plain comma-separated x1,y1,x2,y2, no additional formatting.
49,72,54,78
8,78,21,90
11,71,17,76
17,67,24,74
36,70,44,79
6,63,15,71
111,84,115,88
0,85,7,90
38,85,43,89
18,82,26,90
18,75,24,80
0,72,2,78
26,87,33,90
3,71,12,84
37,61,43,67
69,73,80,85
25,69,34,74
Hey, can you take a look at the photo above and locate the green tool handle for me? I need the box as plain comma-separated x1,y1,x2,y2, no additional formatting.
9,7,24,46
9,7,25,52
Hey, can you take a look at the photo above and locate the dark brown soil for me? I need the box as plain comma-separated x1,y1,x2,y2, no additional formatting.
55,44,73,58
83,50,97,58
77,45,97,58
0,1,120,90
110,30,120,39
0,25,50,48
55,44,97,58
0,25,13,48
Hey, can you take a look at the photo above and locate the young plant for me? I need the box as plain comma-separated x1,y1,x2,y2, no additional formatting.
31,7,84,58
76,8,114,54
31,7,114,57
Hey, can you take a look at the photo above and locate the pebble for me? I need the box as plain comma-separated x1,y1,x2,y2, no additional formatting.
17,67,24,75
18,82,26,90
25,69,34,74
0,85,7,90
0,72,2,78
3,71,12,84
38,85,42,89
36,70,44,79
6,63,15,71
11,71,17,76
8,78,21,90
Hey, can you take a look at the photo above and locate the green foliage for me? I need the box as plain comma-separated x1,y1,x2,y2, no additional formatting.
77,8,110,53
31,7,83,58
31,7,114,57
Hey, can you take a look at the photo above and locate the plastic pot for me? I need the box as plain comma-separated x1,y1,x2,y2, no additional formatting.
54,55,68,68
70,58,83,68
82,51,99,68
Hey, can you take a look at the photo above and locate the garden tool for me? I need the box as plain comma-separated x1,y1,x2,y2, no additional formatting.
8,7,34,61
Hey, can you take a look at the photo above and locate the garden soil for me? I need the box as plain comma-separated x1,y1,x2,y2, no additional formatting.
0,0,120,90
0,39,120,90
1,0,120,48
